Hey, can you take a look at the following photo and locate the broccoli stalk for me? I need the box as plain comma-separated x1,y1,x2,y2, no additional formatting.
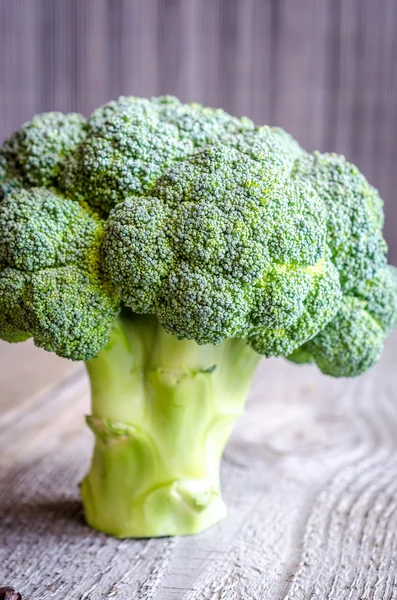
81,313,260,537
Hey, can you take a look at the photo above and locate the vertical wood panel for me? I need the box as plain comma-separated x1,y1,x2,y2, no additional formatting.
0,0,395,262
268,0,329,148
249,0,272,124
191,0,221,108
331,0,397,259
84,0,108,114
106,0,124,100
217,0,240,115
0,0,38,132
157,0,182,97
130,0,159,98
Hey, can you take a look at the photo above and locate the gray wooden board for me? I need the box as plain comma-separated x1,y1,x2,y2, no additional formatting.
1,332,397,599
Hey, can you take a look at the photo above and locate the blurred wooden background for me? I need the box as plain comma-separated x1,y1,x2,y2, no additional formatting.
0,0,396,262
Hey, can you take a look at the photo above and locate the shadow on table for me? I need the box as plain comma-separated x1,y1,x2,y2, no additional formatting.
0,456,159,599
0,446,97,543
2,497,86,529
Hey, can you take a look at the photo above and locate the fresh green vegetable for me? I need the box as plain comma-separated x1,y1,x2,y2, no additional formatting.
287,151,397,376
101,144,341,352
0,96,396,538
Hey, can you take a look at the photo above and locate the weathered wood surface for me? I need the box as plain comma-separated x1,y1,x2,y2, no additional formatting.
0,0,396,262
1,332,397,599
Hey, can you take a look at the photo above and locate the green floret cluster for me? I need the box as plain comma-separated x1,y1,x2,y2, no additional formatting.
60,96,255,213
292,151,387,290
289,265,397,377
0,188,119,359
0,95,395,378
0,112,86,198
231,125,307,176
287,150,395,376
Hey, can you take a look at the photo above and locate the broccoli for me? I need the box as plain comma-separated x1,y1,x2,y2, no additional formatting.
0,96,396,539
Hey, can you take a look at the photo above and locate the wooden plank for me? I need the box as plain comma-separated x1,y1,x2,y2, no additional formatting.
267,0,330,149
1,331,397,599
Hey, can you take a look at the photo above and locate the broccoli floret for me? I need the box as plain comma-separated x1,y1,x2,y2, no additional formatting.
290,266,397,377
90,95,255,146
231,125,307,176
0,188,119,359
248,258,341,356
0,268,32,343
306,297,384,377
354,265,397,333
61,103,191,214
102,145,341,350
0,112,86,198
292,151,388,290
288,151,394,376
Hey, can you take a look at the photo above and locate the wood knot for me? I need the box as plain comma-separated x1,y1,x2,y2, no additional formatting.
0,587,22,600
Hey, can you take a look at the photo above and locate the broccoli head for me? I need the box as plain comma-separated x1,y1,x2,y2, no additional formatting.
1,100,395,374
0,188,119,359
0,112,86,198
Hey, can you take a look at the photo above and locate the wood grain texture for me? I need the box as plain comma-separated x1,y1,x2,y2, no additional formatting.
0,0,396,261
1,332,397,599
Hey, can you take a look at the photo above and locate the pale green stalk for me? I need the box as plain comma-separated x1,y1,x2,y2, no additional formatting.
81,314,260,538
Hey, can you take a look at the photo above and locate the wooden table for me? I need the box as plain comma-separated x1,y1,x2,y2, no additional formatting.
1,333,397,600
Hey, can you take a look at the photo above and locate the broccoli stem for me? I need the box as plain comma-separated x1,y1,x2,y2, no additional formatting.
80,313,261,538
